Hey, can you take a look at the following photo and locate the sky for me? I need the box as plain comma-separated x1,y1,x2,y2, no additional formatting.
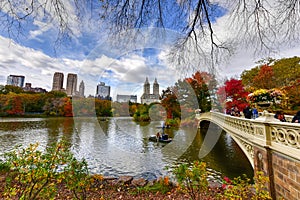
1,1,300,101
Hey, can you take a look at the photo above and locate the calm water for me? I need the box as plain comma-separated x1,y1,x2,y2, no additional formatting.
0,117,253,181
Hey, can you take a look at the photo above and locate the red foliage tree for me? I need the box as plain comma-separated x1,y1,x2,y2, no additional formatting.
220,79,249,111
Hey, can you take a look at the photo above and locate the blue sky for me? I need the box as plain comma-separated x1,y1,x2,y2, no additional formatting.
1,1,300,101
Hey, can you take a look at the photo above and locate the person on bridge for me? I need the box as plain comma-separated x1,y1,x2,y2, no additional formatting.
274,111,286,122
243,106,252,119
292,111,300,123
252,107,258,119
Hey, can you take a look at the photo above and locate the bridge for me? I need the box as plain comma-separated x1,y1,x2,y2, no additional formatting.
196,111,300,200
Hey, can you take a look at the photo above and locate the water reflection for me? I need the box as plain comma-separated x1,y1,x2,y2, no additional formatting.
0,117,253,180
179,123,253,179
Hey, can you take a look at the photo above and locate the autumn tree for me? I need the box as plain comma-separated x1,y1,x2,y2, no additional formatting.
283,79,300,110
219,78,249,111
160,87,181,120
43,97,66,116
241,56,300,90
63,98,73,117
5,93,24,116
272,57,300,87
184,71,212,112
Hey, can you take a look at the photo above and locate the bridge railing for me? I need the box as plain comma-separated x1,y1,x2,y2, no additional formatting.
197,111,300,161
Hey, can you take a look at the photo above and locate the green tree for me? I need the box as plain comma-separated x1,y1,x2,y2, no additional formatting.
133,103,150,122
95,99,112,117
0,85,24,94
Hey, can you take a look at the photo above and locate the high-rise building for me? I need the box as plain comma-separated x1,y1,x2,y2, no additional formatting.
96,82,111,100
7,75,25,87
141,77,160,104
66,73,77,96
52,72,64,91
79,80,85,97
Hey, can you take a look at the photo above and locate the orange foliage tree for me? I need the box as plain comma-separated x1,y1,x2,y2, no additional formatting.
63,98,73,117
252,64,275,90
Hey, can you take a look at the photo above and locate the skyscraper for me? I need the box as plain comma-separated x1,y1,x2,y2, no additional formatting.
52,72,64,91
7,75,25,87
96,82,111,100
66,73,77,96
79,80,85,97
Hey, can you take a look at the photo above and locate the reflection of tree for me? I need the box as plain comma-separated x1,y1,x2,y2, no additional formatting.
178,123,254,179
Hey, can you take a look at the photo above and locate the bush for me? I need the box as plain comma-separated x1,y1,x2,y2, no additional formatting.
173,161,208,200
3,140,90,200
221,171,271,200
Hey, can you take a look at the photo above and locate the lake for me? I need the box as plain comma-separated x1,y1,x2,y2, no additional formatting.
0,117,253,181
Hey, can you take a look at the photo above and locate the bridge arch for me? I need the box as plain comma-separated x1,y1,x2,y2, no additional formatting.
199,117,254,168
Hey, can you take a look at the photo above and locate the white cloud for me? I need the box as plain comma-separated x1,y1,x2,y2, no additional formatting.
0,34,180,99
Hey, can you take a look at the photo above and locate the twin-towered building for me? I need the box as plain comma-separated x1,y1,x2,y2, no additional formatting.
114,77,160,104
140,77,160,104
52,72,85,97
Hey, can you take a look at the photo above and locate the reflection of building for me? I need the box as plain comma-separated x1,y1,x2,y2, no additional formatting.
141,77,160,104
79,81,85,97
23,83,47,93
52,72,64,91
7,75,25,87
116,95,137,103
96,82,111,100
66,73,77,96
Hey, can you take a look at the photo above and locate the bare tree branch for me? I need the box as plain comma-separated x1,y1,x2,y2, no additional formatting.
0,0,300,70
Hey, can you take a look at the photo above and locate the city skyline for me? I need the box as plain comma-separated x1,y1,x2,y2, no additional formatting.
2,72,165,103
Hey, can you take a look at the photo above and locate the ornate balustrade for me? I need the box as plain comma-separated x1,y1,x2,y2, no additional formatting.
197,111,300,166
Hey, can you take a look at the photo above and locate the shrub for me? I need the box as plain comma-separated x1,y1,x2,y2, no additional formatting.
173,161,208,200
221,171,271,200
3,140,90,200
